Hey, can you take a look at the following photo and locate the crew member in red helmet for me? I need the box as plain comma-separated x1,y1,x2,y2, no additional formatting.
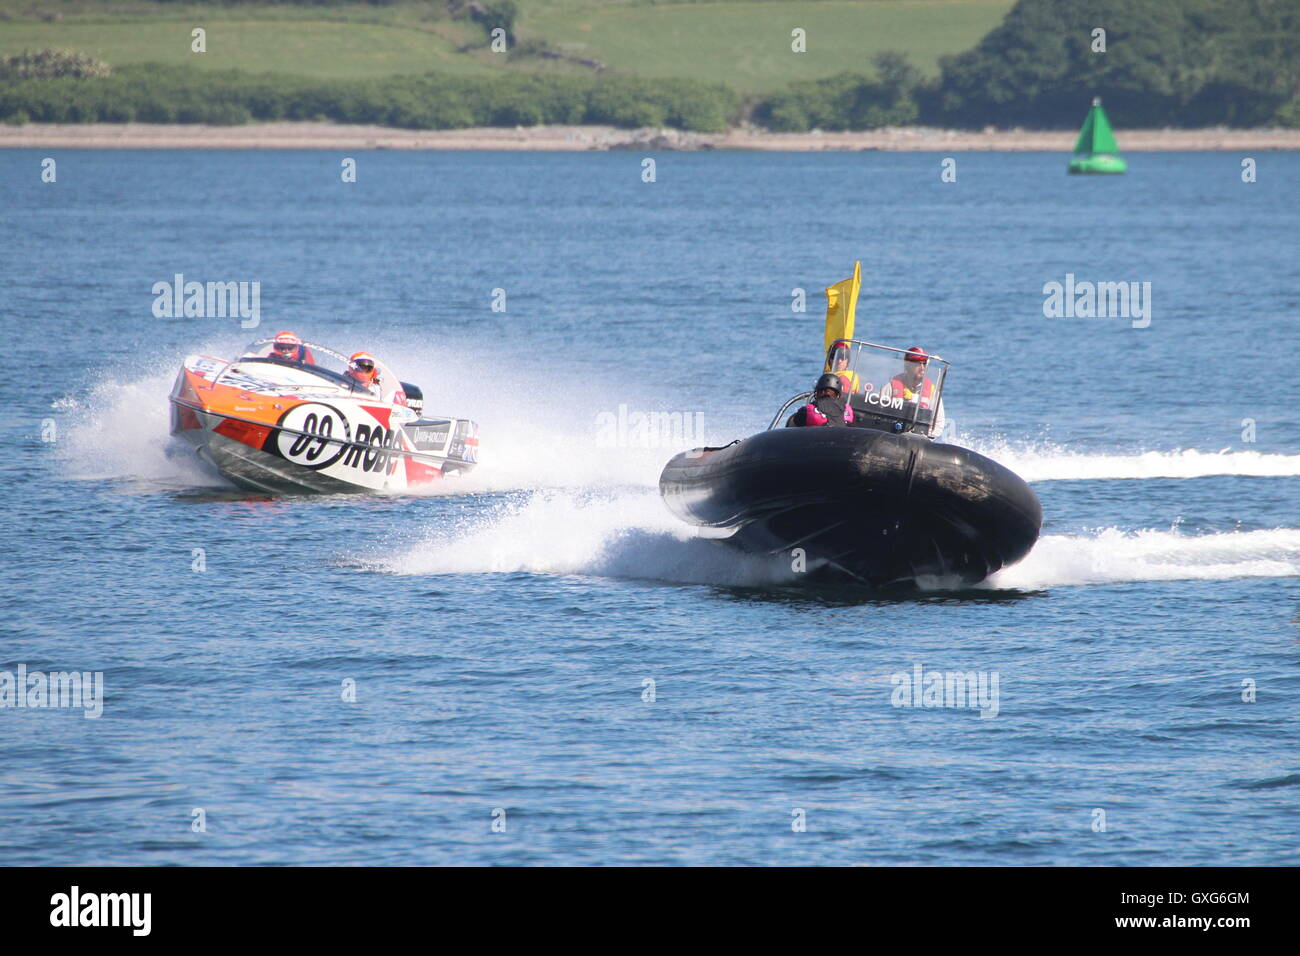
884,347,946,437
269,330,314,365
345,352,382,395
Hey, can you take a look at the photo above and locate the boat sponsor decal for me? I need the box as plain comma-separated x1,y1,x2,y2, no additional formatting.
449,436,478,463
219,368,291,394
273,403,351,469
187,356,226,381
406,421,453,452
864,391,905,411
451,421,480,463
339,423,403,475
254,401,439,482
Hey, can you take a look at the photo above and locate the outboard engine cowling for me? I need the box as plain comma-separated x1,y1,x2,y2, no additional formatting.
399,382,424,417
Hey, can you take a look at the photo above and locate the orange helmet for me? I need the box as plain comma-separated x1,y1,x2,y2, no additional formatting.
272,330,302,356
348,352,377,381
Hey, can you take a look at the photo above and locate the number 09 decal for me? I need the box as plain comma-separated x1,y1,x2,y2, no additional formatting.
274,403,351,469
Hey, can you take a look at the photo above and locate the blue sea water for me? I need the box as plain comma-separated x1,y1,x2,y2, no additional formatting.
1,148,1297,865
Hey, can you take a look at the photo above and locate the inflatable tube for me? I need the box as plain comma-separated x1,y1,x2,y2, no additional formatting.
659,427,1041,586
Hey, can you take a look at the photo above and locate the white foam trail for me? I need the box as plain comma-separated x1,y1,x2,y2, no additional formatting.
56,367,231,489
412,417,698,496
969,440,1300,482
987,527,1300,590
385,338,738,494
368,488,795,586
375,488,1300,591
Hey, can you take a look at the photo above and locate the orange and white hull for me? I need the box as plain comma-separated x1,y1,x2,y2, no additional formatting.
169,354,477,494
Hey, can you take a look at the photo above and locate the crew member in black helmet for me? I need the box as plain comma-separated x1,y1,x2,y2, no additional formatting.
786,373,856,427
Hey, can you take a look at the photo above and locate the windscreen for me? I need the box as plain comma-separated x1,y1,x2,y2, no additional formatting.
240,339,351,378
236,340,408,403
827,340,948,430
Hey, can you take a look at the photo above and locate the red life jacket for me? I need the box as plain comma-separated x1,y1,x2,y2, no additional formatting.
889,374,935,408
276,345,315,364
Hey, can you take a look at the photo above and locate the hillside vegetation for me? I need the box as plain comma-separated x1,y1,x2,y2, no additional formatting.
0,1,1012,88
1,0,1296,130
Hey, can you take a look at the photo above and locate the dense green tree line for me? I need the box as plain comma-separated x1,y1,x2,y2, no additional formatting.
1,0,1296,130
757,0,1300,129
935,0,1300,128
0,64,739,130
755,52,922,132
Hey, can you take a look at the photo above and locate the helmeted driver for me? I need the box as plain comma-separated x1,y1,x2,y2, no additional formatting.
346,352,382,393
885,347,946,437
889,347,933,402
786,373,855,427
269,330,314,364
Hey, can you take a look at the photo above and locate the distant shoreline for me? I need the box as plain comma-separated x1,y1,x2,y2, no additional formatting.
3,122,1299,151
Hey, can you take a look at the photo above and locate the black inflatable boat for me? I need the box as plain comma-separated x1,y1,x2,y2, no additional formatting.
658,340,1041,586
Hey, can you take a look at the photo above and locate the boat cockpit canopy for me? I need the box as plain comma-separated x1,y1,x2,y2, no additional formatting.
235,338,403,401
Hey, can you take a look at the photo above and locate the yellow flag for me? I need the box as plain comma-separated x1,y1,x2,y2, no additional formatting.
823,260,861,363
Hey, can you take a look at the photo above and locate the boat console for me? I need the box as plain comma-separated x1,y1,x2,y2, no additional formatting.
769,339,949,436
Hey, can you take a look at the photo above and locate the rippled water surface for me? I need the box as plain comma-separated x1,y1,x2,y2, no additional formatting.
2,149,1298,865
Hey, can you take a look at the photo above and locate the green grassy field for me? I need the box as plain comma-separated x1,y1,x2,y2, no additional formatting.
0,3,507,79
0,1,1012,90
522,1,1014,92
0,19,499,80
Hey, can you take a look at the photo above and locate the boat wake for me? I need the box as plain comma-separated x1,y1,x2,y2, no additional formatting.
986,527,1300,590
365,488,796,587
372,488,1300,590
968,440,1300,483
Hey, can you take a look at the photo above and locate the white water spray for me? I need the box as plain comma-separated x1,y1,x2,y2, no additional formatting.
58,342,1300,592
987,527,1300,590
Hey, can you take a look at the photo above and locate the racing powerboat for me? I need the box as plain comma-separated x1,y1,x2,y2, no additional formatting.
169,337,478,494
659,340,1041,587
